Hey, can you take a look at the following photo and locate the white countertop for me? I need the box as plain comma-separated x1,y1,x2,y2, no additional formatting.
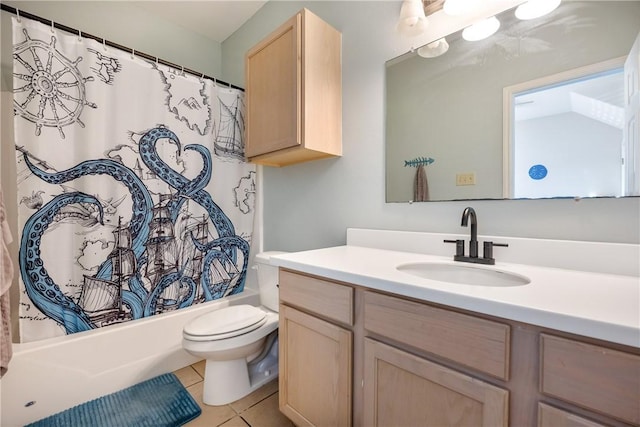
271,244,640,348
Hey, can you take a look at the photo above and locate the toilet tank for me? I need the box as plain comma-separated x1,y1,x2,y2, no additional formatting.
254,251,287,312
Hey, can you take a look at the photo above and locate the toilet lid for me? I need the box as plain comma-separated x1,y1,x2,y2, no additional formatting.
184,305,267,339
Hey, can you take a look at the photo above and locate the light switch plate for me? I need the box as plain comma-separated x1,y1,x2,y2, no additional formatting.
456,173,475,186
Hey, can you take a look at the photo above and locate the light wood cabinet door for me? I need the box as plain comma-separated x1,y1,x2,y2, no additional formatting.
245,8,341,166
279,304,352,427
363,338,508,427
245,12,299,159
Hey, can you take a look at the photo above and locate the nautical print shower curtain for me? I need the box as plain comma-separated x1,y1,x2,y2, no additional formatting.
12,17,256,342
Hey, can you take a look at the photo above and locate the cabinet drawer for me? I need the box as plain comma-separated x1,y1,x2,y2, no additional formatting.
364,291,510,380
538,403,607,427
279,270,353,325
540,334,640,425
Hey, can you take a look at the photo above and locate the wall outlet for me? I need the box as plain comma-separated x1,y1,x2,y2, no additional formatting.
456,173,476,186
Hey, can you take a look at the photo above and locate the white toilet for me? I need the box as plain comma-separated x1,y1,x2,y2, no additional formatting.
182,251,286,406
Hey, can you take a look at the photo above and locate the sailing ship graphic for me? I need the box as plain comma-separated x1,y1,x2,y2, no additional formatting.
177,205,241,304
214,95,245,160
78,217,135,326
179,212,208,303
145,195,179,289
77,195,243,323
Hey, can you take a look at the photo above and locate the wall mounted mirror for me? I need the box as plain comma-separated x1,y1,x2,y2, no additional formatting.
385,1,640,202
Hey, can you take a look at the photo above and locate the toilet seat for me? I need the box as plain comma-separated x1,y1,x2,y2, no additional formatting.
183,305,267,342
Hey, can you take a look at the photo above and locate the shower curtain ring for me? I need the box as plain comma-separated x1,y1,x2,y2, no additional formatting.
103,38,107,51
181,66,184,76
78,30,82,42
16,9,21,23
131,48,135,60
51,20,55,33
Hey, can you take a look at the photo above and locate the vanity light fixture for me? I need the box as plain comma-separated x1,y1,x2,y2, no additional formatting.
417,37,449,58
462,15,500,41
397,0,428,37
515,0,561,20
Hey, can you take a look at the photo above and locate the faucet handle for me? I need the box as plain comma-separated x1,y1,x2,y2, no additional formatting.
483,241,508,261
444,239,465,257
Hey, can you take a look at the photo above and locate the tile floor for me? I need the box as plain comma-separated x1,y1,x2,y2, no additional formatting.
173,360,295,427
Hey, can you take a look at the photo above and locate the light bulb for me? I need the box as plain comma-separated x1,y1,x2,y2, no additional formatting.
397,0,428,37
417,38,449,58
515,0,562,20
462,16,500,41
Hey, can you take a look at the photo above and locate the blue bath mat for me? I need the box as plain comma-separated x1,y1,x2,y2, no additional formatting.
26,373,201,427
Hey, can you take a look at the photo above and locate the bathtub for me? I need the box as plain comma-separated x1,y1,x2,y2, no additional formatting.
0,288,260,426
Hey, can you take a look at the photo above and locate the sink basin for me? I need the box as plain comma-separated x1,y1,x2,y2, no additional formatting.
396,262,530,287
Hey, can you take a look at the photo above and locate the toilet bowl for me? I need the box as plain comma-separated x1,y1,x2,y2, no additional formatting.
182,251,286,406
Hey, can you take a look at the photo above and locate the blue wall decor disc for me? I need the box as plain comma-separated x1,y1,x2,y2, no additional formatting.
529,164,547,180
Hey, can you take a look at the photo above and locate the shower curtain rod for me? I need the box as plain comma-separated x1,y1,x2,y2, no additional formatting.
0,3,244,91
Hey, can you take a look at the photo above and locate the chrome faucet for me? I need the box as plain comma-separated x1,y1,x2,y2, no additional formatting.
461,207,478,258
444,206,508,265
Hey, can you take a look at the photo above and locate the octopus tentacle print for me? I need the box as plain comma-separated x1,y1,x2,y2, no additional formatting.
22,153,153,257
165,144,212,220
182,144,213,194
121,290,144,319
192,234,250,300
20,192,104,333
201,250,231,301
138,127,185,189
127,272,149,305
142,270,185,317
138,127,236,239
17,125,251,336
177,277,198,309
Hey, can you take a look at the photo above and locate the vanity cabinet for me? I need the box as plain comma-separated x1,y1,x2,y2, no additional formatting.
278,270,353,426
245,8,342,167
277,268,640,427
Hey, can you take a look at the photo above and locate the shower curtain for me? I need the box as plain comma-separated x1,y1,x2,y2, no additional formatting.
12,17,256,342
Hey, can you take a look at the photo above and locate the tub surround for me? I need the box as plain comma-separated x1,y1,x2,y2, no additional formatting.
270,228,640,348
0,290,261,427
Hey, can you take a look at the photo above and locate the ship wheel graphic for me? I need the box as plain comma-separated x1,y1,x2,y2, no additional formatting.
13,28,97,139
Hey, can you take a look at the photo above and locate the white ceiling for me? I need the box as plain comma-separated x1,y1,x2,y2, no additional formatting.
132,1,268,43
515,70,625,129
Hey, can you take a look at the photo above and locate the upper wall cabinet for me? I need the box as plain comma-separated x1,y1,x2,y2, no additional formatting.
245,9,342,167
